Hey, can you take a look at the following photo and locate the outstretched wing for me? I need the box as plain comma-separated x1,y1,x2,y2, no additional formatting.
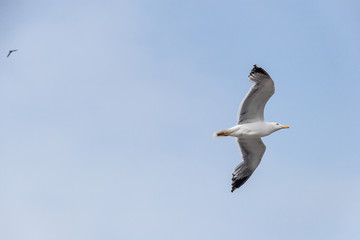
238,65,275,124
7,49,17,58
231,138,266,192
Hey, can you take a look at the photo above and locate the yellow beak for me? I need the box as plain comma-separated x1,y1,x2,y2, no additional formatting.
281,125,290,129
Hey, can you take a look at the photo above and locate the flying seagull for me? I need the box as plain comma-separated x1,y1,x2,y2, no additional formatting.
214,65,290,192
7,49,17,57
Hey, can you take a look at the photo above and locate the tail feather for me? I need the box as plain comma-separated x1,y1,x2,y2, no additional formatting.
213,129,233,138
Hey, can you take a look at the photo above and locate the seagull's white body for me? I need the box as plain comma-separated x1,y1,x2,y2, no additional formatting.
215,122,281,138
214,65,289,192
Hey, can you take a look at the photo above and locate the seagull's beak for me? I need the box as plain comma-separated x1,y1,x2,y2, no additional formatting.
281,125,290,129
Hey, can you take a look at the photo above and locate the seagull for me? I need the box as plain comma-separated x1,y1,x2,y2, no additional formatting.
214,65,290,192
7,49,18,57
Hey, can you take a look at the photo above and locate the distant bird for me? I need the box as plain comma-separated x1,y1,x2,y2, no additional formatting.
7,49,17,57
214,65,290,192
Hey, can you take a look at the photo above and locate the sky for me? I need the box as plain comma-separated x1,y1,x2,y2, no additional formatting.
1,0,360,239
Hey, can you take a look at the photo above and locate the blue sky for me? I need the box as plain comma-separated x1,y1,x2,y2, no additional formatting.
1,0,360,239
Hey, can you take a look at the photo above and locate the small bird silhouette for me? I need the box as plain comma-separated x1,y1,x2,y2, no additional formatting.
7,49,18,57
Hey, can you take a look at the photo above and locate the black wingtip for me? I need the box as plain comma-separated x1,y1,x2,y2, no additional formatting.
249,64,270,77
231,176,250,192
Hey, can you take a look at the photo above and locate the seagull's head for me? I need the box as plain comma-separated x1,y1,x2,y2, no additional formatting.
272,122,290,131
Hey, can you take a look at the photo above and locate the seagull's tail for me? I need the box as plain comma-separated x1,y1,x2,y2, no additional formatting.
213,129,233,138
